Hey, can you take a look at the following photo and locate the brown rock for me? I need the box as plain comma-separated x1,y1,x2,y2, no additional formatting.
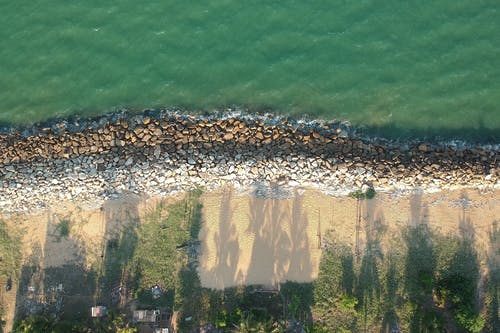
262,138,272,145
418,143,428,152
134,127,144,137
152,128,163,137
352,140,364,149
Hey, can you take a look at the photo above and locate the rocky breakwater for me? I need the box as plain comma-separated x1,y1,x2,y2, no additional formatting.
0,110,498,214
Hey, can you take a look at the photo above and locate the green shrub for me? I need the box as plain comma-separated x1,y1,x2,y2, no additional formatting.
57,219,71,238
0,220,21,278
339,294,358,311
365,188,376,199
454,306,485,333
349,188,376,200
349,190,365,199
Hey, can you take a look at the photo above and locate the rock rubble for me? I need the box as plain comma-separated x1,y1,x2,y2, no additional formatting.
0,109,498,214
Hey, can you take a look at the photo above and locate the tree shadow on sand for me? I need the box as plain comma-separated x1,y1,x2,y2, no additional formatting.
245,188,314,287
356,197,385,329
14,212,97,324
176,197,208,330
278,192,314,324
435,232,481,332
286,191,314,283
405,188,440,332
403,190,483,333
98,195,140,308
209,187,241,289
404,224,438,332
484,220,499,333
438,193,480,314
245,193,290,287
380,258,399,333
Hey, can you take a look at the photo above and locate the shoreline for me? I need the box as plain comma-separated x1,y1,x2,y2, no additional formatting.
1,107,499,144
0,109,498,214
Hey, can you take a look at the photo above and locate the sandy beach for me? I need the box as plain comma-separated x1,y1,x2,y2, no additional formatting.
1,187,499,330
197,187,500,289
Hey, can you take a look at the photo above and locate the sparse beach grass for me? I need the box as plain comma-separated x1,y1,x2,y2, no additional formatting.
55,219,71,239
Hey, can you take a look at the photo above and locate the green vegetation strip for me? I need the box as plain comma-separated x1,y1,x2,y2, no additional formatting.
0,220,21,280
0,220,21,330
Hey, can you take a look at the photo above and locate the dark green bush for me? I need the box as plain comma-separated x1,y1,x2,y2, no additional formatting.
349,188,376,200
365,188,376,199
57,219,71,238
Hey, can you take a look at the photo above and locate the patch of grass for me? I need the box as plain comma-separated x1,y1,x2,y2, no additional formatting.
349,189,365,199
0,220,21,323
129,190,203,310
100,226,138,293
281,282,314,323
0,220,21,279
56,219,71,238
365,187,376,199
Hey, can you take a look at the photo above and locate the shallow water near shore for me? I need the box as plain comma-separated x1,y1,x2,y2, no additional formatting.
1,2,499,140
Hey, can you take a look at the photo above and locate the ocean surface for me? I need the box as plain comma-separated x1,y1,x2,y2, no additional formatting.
1,1,499,140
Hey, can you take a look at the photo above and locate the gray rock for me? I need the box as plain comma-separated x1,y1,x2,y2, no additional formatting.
125,157,134,166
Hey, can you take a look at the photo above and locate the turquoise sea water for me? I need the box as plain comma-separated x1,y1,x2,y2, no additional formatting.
1,1,499,139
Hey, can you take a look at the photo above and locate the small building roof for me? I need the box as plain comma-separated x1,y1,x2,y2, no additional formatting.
133,309,160,323
91,306,107,318
154,328,170,333
151,284,163,299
